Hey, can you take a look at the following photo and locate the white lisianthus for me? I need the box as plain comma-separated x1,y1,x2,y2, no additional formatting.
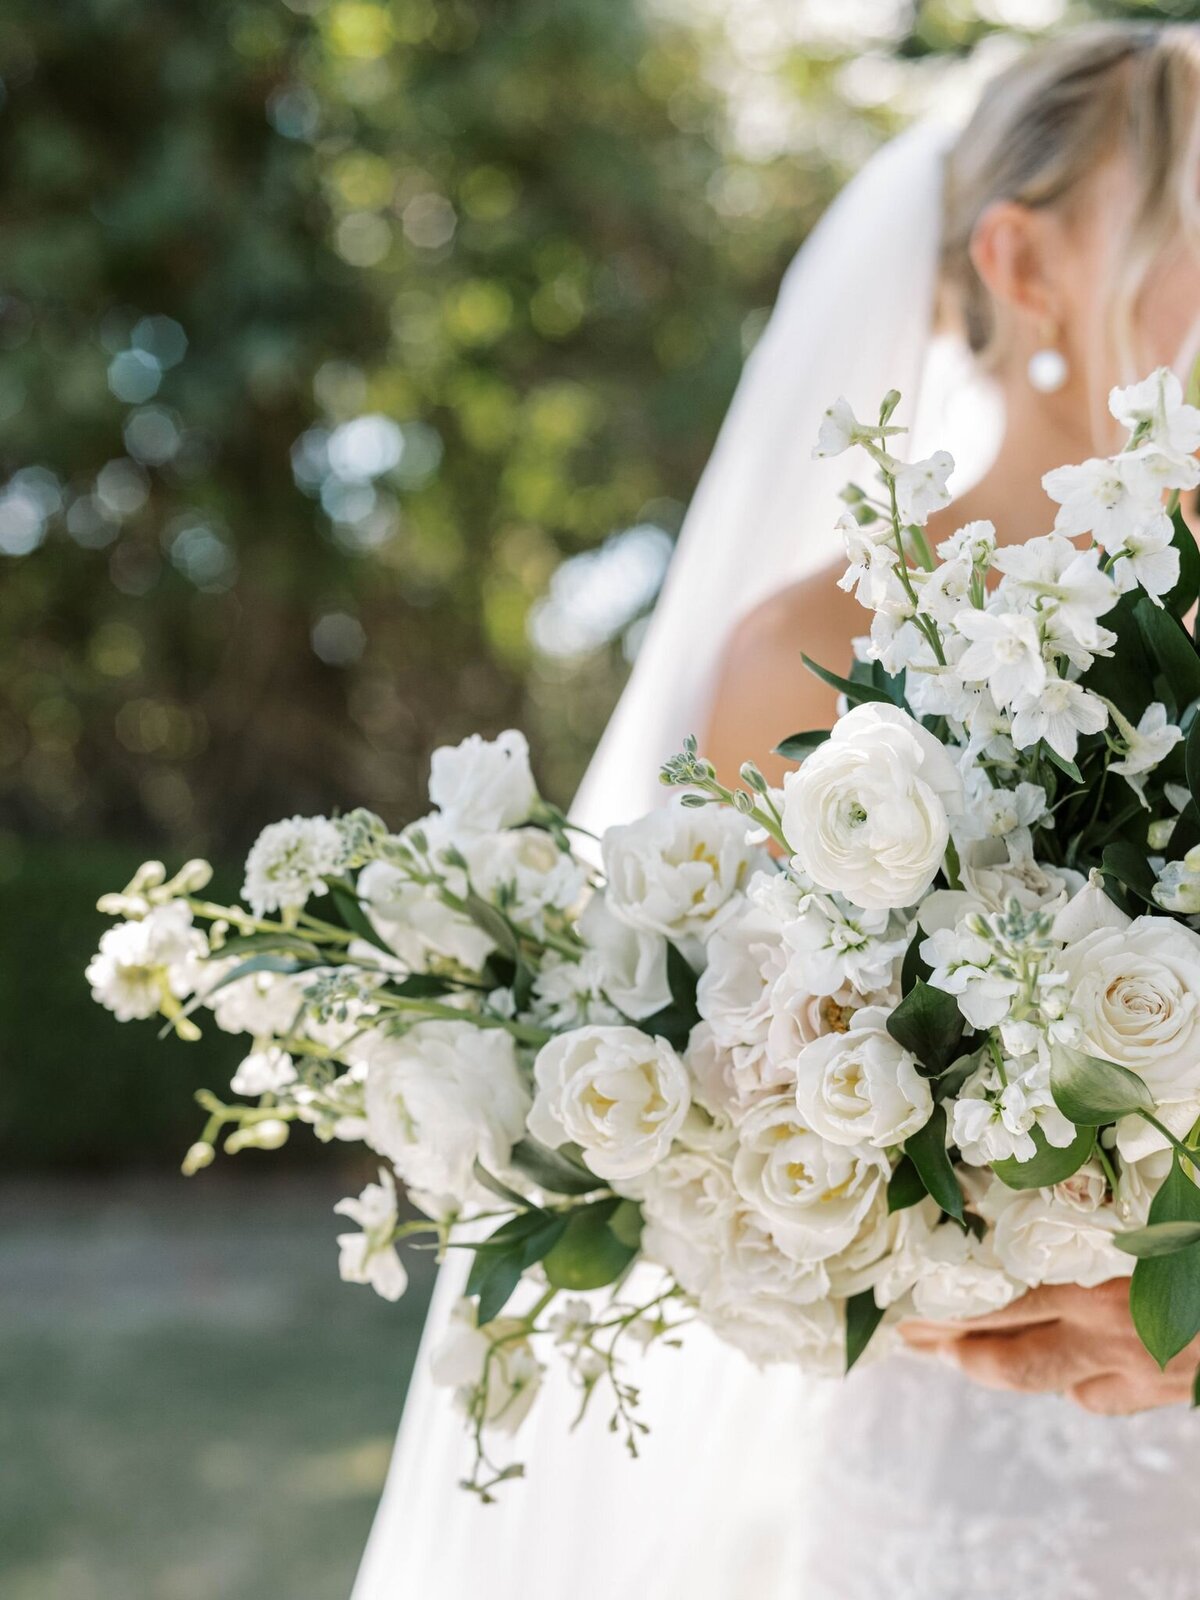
241,815,345,918
431,1299,543,1435
704,1289,844,1373
792,1007,932,1149
876,1198,1018,1320
357,859,495,972
335,1168,408,1302
686,1019,797,1124
527,1025,691,1182
231,1045,297,1097
427,729,537,835
731,1094,887,1259
359,1023,531,1202
86,902,207,1020
576,892,672,1020
979,1170,1133,1289
781,702,963,911
1059,915,1200,1104
602,800,762,946
1008,678,1107,762
894,450,954,525
696,906,784,1050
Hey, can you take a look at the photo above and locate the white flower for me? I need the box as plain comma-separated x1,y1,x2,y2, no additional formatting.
1009,678,1107,761
204,963,313,1037
812,395,867,458
838,517,911,616
431,1299,543,1435
979,1172,1133,1289
1042,454,1165,545
460,828,586,934
696,906,783,1049
731,1093,887,1259
876,1198,1018,1320
781,701,962,911
914,556,973,627
894,450,954,526
640,1145,741,1295
1059,915,1200,1104
242,815,345,917
920,924,1017,1030
992,536,1117,656
527,1025,691,1182
1051,874,1131,944
1109,368,1200,462
953,608,1046,709
231,1045,297,1097
704,1290,843,1373
576,892,672,1020
1109,514,1179,601
335,1168,407,1302
686,1020,796,1125
792,1007,932,1149
756,873,908,996
1108,701,1183,805
358,1022,531,1202
602,800,762,947
1153,852,1200,915
86,903,207,1021
936,519,996,566
427,729,537,835
356,859,495,972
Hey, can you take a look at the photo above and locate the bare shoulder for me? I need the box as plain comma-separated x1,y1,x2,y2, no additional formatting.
703,560,863,789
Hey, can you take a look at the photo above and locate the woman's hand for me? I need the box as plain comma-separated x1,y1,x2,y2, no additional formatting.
900,1279,1200,1415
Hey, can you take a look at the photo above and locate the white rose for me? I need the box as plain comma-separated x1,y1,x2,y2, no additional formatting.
601,800,763,948
357,859,495,972
685,1021,796,1125
1059,914,1200,1103
793,1006,932,1149
577,892,672,1020
980,1171,1133,1289
527,1025,691,1181
359,1022,530,1202
428,729,537,834
876,1199,1018,1320
781,702,962,911
431,1298,543,1435
731,1093,887,1260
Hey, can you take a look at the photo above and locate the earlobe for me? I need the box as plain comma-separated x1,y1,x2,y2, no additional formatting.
969,200,1060,328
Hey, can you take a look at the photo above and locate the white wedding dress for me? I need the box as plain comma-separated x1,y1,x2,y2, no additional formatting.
352,118,1200,1600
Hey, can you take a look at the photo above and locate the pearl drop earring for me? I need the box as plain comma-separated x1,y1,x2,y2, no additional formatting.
1028,325,1068,394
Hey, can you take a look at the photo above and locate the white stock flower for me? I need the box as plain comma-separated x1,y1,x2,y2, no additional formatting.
431,1299,543,1434
792,1007,932,1149
357,859,495,972
1009,678,1107,761
242,815,345,917
838,517,911,616
602,800,762,947
359,1022,531,1202
527,1025,691,1181
1108,701,1183,805
205,962,312,1037
428,729,537,834
576,892,672,1020
980,1171,1133,1289
953,608,1045,709
894,451,954,525
1109,368,1200,462
86,903,207,1021
914,556,973,627
920,924,1017,1030
1059,916,1200,1104
231,1045,297,1097
992,536,1117,656
781,702,962,911
875,1198,1018,1320
335,1168,407,1302
731,1093,887,1259
756,872,908,996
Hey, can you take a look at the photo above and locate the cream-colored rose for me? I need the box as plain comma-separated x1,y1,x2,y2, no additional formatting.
1059,914,1200,1103
781,702,963,911
793,1006,932,1149
980,1168,1133,1289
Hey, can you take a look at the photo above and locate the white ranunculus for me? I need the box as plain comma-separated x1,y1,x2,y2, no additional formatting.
980,1171,1133,1289
242,815,345,917
431,1299,543,1435
86,902,207,1021
781,702,963,911
792,1006,932,1149
731,1094,887,1260
601,801,763,947
527,1025,691,1181
1059,915,1200,1103
359,1023,530,1202
335,1168,407,1302
357,859,496,973
876,1198,1019,1320
427,729,537,835
576,892,672,1020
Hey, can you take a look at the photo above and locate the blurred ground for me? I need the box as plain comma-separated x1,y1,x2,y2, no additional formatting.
0,1173,435,1600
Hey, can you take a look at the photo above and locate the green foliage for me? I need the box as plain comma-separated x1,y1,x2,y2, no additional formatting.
1049,1050,1155,1126
1130,1153,1200,1368
885,978,965,1077
902,1103,964,1224
991,1124,1095,1192
541,1196,641,1290
844,1289,884,1373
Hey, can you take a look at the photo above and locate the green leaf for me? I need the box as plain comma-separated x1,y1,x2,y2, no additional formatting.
607,1198,644,1250
1185,714,1200,811
899,930,932,996
885,979,964,1077
886,1155,926,1214
1135,594,1200,717
1164,502,1200,621
1040,744,1083,785
461,892,522,964
510,1137,604,1197
216,931,323,960
1131,1153,1200,1367
542,1198,639,1291
845,1289,885,1373
774,728,831,761
903,1104,963,1223
1115,1220,1200,1258
1049,1049,1155,1126
800,653,895,707
468,1211,569,1324
635,942,700,1050
1099,842,1160,909
992,1123,1095,1192
1193,1363,1200,1409
328,879,395,956
386,972,455,999
472,1160,531,1210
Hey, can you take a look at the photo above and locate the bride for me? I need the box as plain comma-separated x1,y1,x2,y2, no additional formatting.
354,23,1200,1599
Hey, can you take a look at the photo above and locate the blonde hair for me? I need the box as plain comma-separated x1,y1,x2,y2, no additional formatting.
941,23,1200,377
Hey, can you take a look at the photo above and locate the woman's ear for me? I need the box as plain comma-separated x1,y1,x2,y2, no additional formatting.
969,200,1063,331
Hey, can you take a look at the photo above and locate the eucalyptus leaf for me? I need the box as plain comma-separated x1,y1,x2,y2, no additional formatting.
1049,1050,1155,1126
903,1104,963,1223
1130,1153,1200,1367
845,1289,885,1373
992,1124,1095,1192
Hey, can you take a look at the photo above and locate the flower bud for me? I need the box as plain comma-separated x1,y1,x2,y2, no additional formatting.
225,1118,290,1154
181,1141,215,1176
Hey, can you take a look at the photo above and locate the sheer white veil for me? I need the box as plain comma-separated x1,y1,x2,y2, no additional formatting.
352,117,1001,1600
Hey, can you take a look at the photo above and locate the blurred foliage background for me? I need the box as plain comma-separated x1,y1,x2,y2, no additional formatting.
0,0,1194,1155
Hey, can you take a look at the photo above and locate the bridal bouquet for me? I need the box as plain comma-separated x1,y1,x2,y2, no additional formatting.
89,367,1200,1494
